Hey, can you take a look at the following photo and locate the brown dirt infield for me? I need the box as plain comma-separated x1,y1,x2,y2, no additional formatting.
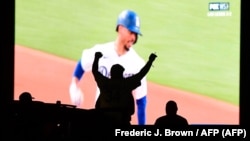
14,45,239,125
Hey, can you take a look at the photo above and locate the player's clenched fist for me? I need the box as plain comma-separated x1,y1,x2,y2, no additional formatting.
149,53,157,61
95,52,103,58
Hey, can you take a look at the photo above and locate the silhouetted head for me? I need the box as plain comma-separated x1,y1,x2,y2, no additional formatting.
19,92,34,103
165,100,178,115
110,64,125,79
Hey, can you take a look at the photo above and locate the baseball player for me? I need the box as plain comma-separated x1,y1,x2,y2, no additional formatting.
69,9,148,125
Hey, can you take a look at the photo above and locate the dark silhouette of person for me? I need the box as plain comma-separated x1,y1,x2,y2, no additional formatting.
19,91,34,104
154,100,189,127
16,92,46,139
92,51,157,125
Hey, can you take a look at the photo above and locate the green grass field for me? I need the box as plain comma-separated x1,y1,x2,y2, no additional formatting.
15,0,240,105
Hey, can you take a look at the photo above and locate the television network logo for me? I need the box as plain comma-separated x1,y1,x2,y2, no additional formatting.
207,2,232,17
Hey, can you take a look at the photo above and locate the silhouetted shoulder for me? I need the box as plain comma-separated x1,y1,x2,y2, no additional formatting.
154,115,188,127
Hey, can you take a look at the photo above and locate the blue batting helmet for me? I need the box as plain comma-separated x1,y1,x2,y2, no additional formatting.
116,10,142,36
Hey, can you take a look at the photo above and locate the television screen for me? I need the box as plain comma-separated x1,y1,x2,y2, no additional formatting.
14,0,241,125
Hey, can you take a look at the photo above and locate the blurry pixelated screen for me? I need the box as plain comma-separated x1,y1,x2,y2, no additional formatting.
14,0,240,124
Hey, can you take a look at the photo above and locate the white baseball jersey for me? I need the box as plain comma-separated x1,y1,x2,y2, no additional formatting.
80,41,147,100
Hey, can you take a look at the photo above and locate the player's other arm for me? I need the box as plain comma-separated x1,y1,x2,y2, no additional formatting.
71,60,84,85
71,47,95,84
69,59,85,106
